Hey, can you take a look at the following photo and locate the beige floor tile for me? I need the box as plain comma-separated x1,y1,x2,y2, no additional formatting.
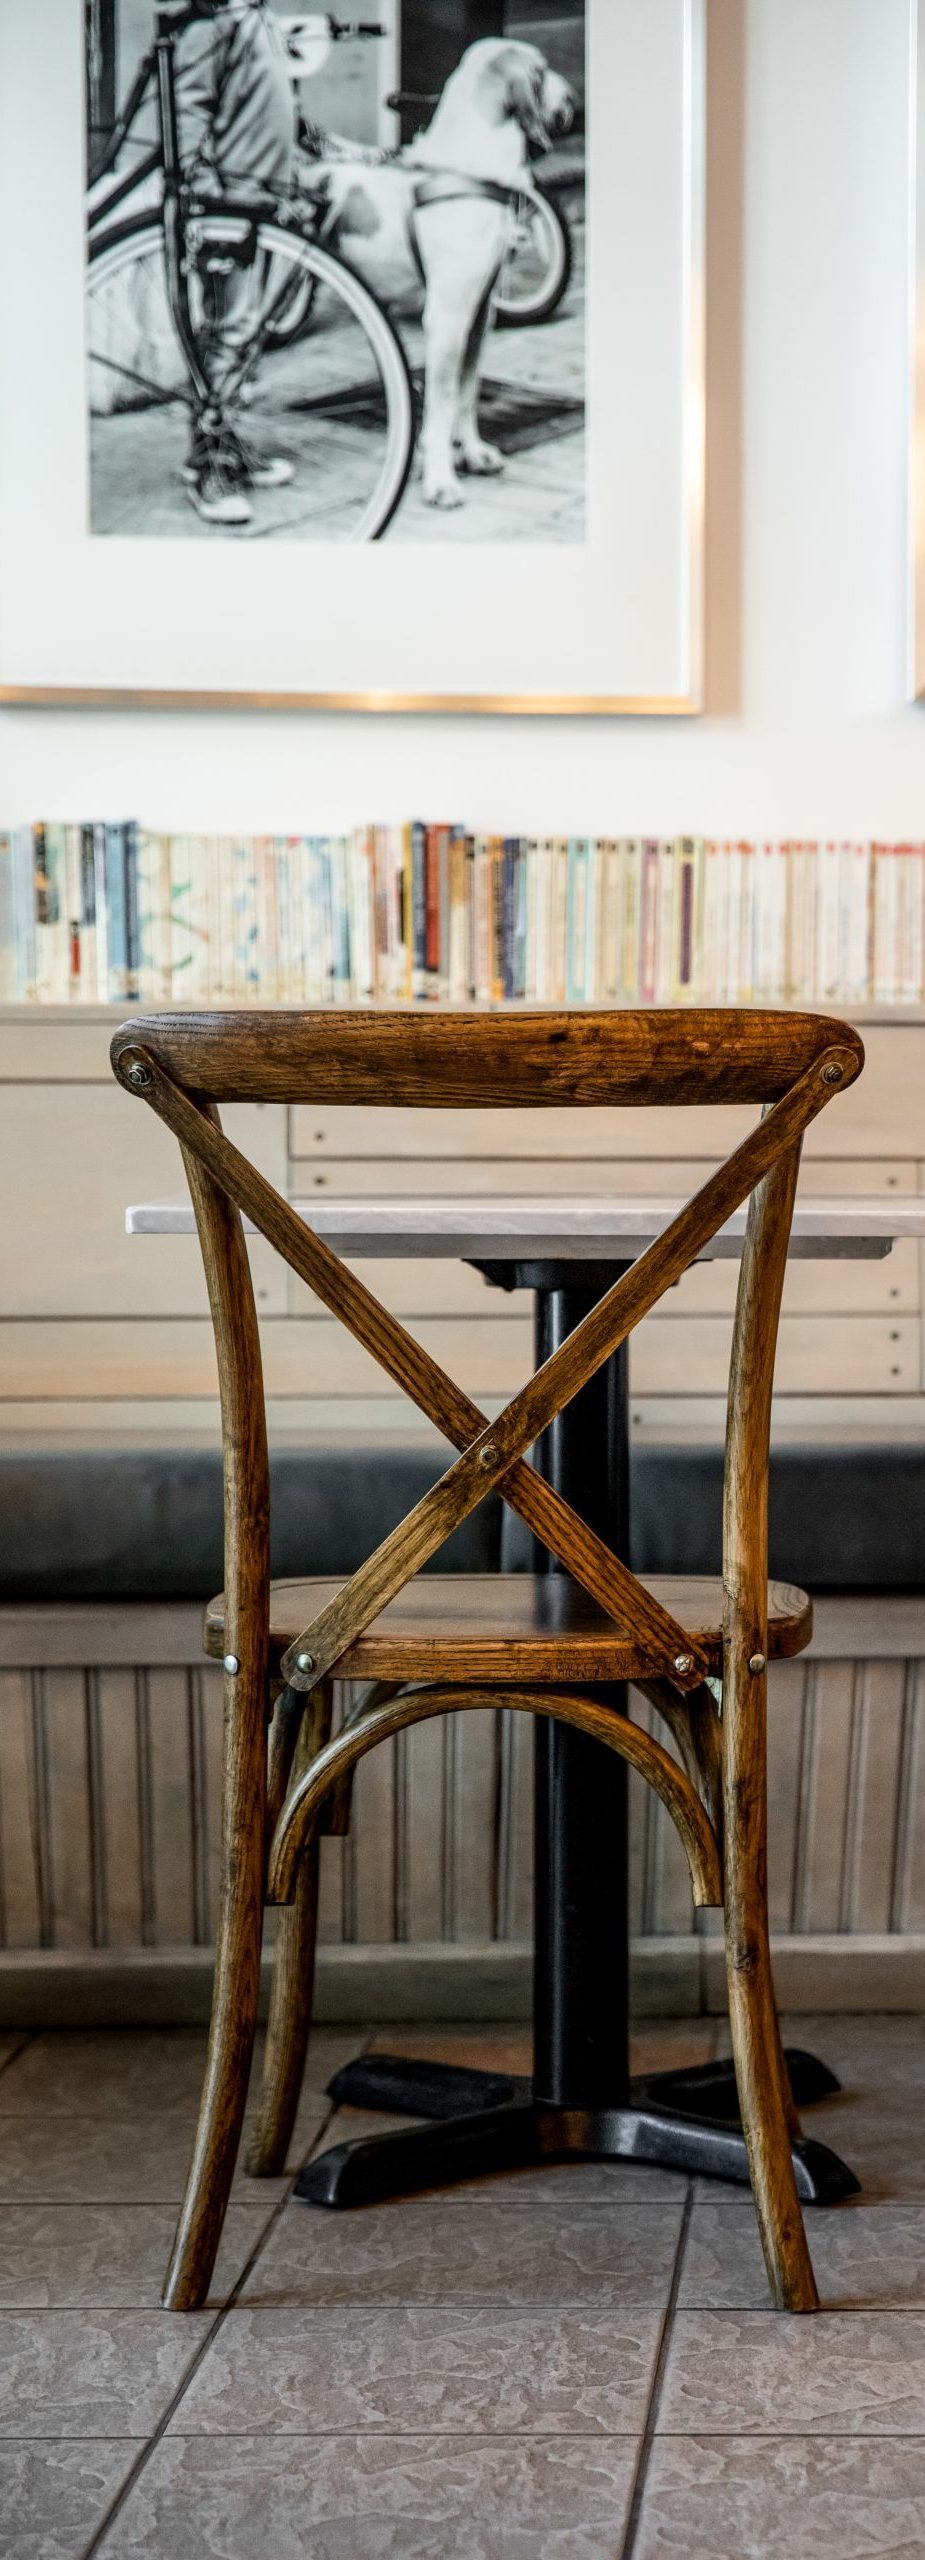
0,2202,273,2310
680,2200,925,2312
659,2308,925,2434
242,2195,682,2309
0,2025,359,2117
172,2301,661,2437
0,2441,138,2560
779,2015,925,2087
0,2308,212,2438
100,2432,636,2559
634,2435,925,2559
0,2106,324,2205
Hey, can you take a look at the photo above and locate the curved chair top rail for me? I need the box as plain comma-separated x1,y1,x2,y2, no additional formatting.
111,1008,865,1111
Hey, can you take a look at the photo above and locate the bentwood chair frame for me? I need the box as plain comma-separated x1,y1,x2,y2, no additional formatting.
112,1006,865,2318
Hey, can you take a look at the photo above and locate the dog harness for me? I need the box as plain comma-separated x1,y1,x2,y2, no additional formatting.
407,166,528,284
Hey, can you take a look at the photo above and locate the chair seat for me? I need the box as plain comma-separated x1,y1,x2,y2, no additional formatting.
203,1572,812,1684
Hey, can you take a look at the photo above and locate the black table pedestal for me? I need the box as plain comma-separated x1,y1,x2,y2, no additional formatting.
295,1265,858,2212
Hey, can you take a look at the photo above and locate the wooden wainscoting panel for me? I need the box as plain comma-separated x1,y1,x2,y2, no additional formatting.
97,1670,144,1947
0,1608,923,1987
0,1671,41,1948
765,1660,807,1933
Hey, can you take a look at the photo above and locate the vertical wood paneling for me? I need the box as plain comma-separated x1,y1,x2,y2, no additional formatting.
506,1711,534,1942
147,1668,195,1944
848,1661,905,1933
891,1661,925,1927
45,1671,93,1950
351,1734,396,1944
766,1661,806,1930
0,1672,39,1947
405,1717,444,1942
98,1670,142,1946
0,1639,924,1958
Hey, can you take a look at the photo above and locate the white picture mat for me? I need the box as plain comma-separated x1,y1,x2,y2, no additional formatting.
0,0,704,708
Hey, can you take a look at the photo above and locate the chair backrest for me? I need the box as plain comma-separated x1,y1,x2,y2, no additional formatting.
111,1007,864,1705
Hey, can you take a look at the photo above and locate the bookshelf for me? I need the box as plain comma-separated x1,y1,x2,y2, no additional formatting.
0,1004,923,1453
4,827,925,1010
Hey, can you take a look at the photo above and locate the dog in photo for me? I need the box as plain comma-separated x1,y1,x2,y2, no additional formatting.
304,38,575,510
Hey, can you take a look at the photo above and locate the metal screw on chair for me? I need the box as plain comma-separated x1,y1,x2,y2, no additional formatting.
223,1653,240,1676
820,1062,843,1085
296,1652,315,1675
674,1654,694,1677
478,1444,498,1470
749,1652,767,1674
124,1057,152,1089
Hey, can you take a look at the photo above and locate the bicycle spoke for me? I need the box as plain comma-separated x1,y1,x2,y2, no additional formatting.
88,214,414,540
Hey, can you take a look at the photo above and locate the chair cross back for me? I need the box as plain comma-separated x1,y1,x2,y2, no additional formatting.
112,1008,864,1694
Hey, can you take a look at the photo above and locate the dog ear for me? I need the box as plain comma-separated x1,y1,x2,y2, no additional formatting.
502,47,550,143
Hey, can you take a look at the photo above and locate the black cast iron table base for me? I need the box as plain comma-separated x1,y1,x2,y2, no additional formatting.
295,2048,859,2210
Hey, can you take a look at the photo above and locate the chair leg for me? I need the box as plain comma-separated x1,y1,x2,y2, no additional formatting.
246,1678,334,2179
245,1845,321,2177
723,1830,819,2314
162,1871,264,2311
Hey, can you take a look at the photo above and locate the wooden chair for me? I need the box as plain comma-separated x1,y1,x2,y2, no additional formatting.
111,1005,865,2317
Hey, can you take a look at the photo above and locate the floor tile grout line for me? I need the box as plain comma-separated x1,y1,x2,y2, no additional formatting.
76,2068,350,2560
0,2035,33,2083
619,2182,694,2560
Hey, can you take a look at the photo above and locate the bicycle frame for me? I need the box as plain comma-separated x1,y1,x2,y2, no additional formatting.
87,6,397,422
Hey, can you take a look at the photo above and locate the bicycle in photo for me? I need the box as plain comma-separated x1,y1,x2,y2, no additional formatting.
86,5,415,540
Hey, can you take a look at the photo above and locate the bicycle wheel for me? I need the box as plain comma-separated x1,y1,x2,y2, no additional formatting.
493,187,572,330
87,208,415,541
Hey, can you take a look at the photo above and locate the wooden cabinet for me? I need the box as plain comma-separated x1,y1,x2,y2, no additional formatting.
1,1008,922,1445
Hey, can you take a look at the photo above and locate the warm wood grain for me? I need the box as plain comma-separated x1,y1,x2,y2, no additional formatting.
246,1678,333,2180
204,1572,812,1683
723,1137,819,2314
110,1003,866,2320
113,1008,865,1111
270,1040,857,1691
161,1130,270,2315
113,1046,710,1688
267,1682,724,1914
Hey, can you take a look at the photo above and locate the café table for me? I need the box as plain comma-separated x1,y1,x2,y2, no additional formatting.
128,1189,925,2208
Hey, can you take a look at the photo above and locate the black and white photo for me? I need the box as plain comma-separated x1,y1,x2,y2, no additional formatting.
0,0,703,708
85,2,587,543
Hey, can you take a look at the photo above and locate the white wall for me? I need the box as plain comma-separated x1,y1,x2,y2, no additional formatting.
1,0,922,838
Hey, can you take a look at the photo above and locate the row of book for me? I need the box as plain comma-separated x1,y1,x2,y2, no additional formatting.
1,823,924,1008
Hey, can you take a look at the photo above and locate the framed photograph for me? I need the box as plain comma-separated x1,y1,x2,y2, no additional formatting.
912,0,925,697
0,0,704,713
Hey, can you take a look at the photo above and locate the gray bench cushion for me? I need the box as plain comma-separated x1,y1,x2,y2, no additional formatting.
0,1445,920,1601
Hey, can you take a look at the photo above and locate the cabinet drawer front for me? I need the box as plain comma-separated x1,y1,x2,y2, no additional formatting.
0,1087,287,1317
662,1238,920,1318
0,1315,534,1403
294,1152,919,1202
631,1316,920,1397
289,1262,530,1319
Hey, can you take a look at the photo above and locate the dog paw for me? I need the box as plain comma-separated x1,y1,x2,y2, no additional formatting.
424,477,465,510
457,440,505,478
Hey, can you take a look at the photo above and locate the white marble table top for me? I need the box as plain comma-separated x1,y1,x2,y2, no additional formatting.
126,1194,925,1261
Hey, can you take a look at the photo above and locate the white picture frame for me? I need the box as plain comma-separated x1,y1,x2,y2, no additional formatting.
0,0,704,714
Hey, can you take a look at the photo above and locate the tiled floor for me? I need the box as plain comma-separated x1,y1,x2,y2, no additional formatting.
2,2016,925,2557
